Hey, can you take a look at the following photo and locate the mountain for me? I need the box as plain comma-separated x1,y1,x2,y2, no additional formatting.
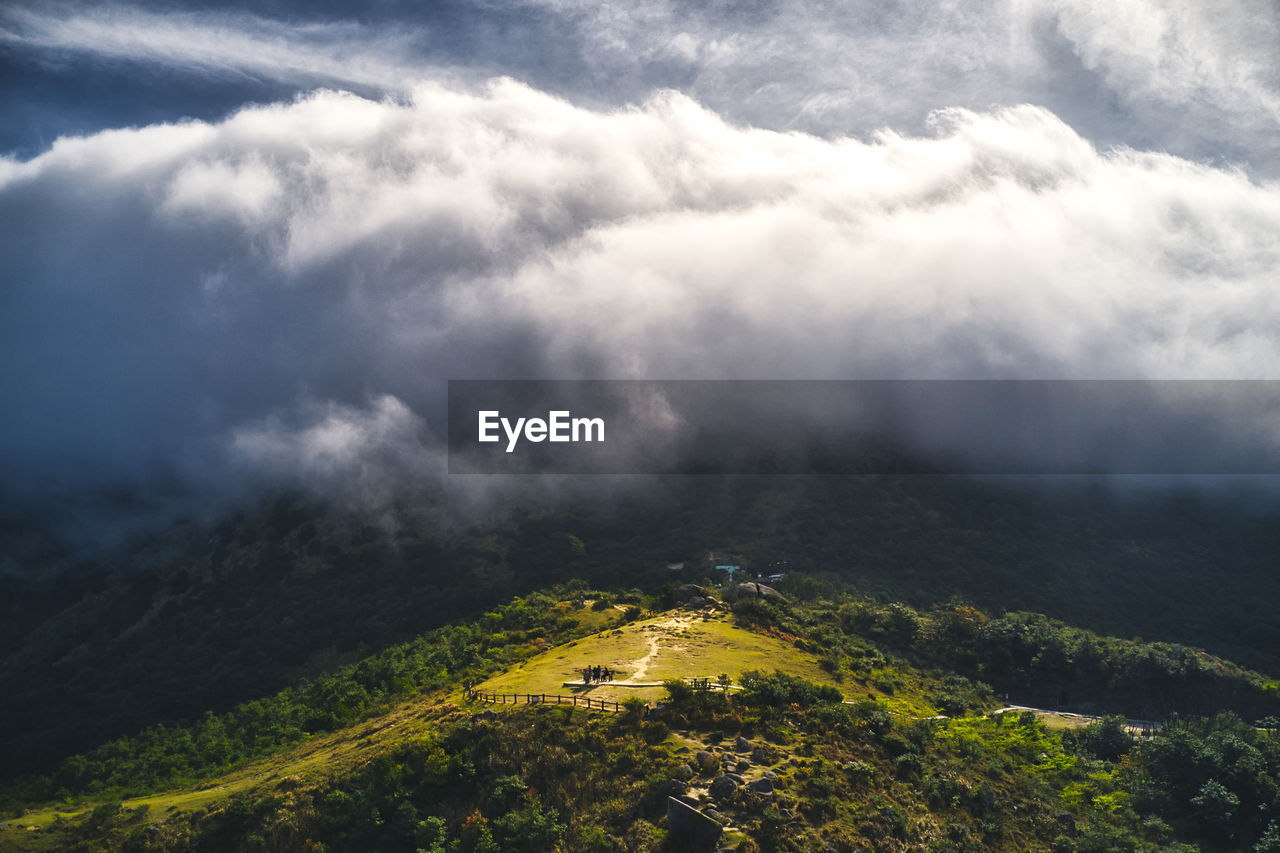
4,585,1279,851
5,476,1280,785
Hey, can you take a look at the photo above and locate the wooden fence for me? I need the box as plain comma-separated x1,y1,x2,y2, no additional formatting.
469,691,622,712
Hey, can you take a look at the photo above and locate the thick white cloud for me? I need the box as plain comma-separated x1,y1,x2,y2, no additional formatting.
3,79,1280,509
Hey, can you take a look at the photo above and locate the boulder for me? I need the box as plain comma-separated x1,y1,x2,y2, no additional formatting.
695,750,718,774
657,779,687,799
666,797,723,850
747,777,775,795
735,735,751,753
673,584,711,604
710,775,738,799
723,582,786,603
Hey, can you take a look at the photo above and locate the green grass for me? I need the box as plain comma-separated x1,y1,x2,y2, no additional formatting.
478,610,843,704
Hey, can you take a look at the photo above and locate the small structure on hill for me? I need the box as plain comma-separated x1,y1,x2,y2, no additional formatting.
715,564,742,582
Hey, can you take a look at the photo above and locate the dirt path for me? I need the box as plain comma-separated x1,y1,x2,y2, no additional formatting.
614,613,697,686
620,634,662,683
993,704,1162,734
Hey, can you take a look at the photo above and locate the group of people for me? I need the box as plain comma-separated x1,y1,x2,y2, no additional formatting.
582,664,615,684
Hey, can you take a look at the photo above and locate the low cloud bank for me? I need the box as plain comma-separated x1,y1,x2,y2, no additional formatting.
3,81,1280,538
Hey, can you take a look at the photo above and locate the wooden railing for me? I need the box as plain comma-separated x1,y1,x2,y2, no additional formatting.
468,691,622,712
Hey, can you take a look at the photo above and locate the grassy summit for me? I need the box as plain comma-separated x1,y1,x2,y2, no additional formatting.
5,584,1280,851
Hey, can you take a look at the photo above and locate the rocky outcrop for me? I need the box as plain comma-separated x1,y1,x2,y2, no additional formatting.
723,582,785,603
666,796,723,850
672,584,721,609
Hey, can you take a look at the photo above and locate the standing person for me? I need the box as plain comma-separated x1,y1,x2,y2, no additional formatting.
583,666,591,684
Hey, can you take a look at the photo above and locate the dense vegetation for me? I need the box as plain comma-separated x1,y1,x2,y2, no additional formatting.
7,476,1280,785
730,587,1280,722
1,587,635,808
8,581,1280,851
42,675,1280,852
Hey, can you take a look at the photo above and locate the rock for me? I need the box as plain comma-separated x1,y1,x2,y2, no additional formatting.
696,750,718,774
735,736,751,753
762,770,779,781
735,760,750,773
654,779,687,801
725,773,746,785
666,797,723,850
979,782,996,812
751,745,776,765
710,775,738,799
673,584,711,604
703,808,728,823
723,582,786,603
747,778,775,795
674,763,695,781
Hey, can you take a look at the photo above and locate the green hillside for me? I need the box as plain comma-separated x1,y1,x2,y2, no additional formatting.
7,476,1280,790
5,584,1280,852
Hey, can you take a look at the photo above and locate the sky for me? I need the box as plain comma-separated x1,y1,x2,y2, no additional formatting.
3,0,1280,541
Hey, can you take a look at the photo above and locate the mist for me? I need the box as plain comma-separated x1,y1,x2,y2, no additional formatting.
3,2,1280,552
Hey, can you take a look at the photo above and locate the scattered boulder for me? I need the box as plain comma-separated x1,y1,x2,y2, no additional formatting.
723,582,786,603
710,775,738,800
735,736,751,753
747,778,775,795
666,797,723,850
696,750,718,775
674,763,696,781
751,745,777,765
673,584,714,605
657,779,687,799
734,760,750,773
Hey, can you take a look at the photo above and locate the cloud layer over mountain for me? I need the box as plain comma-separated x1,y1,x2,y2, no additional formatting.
3,1,1279,533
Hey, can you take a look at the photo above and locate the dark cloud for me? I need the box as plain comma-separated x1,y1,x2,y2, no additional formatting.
2,2,1280,547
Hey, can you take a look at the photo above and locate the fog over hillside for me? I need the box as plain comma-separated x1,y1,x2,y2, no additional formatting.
3,0,1280,546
